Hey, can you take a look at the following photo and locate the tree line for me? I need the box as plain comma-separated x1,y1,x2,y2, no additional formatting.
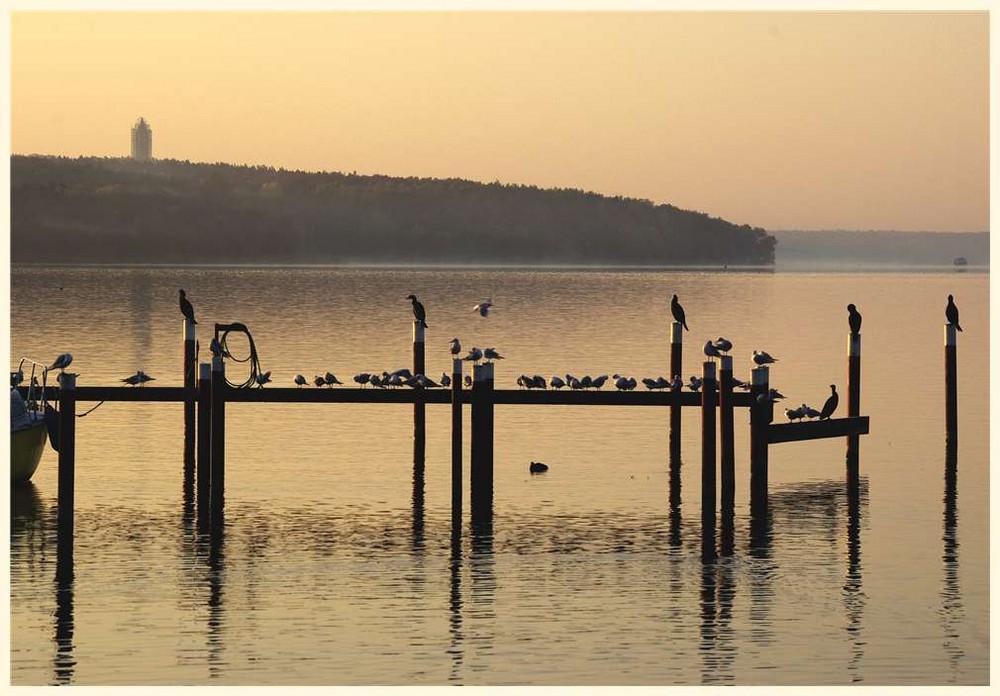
11,155,776,265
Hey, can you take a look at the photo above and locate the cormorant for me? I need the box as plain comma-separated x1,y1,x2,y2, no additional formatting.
670,294,689,331
820,384,838,420
450,338,461,356
49,353,73,371
946,295,962,331
847,304,862,336
179,289,197,324
529,461,549,474
406,294,428,328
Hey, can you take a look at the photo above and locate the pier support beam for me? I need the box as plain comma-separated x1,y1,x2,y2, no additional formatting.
183,320,196,477
470,362,494,529
669,322,683,461
749,366,770,517
413,320,426,440
196,362,212,526
944,324,957,449
718,354,735,556
57,372,77,561
847,333,861,483
701,360,717,562
210,357,226,525
451,358,463,534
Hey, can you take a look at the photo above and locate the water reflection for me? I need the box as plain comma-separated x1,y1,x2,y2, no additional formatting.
844,476,866,682
467,514,495,679
447,514,465,683
194,523,228,680
53,524,75,685
940,446,963,681
411,429,425,552
668,453,682,549
698,559,737,684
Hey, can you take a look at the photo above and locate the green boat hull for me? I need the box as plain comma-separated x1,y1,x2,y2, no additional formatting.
11,421,47,483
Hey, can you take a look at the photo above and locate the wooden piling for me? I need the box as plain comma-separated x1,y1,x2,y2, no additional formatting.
57,372,77,556
413,320,426,436
847,333,861,479
719,354,735,514
470,362,495,525
196,362,212,524
183,320,197,466
451,358,463,528
210,356,225,522
945,324,957,447
669,322,683,460
701,360,717,561
749,366,770,516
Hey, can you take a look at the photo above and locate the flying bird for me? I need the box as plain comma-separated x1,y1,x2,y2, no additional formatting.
449,338,461,356
670,294,689,331
946,295,962,331
294,374,307,388
752,350,777,366
847,304,862,336
49,353,73,371
473,299,493,317
406,294,428,328
179,289,197,324
820,384,839,420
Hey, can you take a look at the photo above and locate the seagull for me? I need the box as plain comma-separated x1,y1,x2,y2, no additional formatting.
384,372,404,388
406,294,428,328
440,373,452,388
179,289,197,324
642,377,659,390
294,374,307,388
591,375,608,390
704,340,723,360
714,337,733,354
209,337,224,358
550,375,566,389
802,404,822,419
670,294,689,331
324,372,343,386
820,384,838,420
688,375,703,392
313,375,327,387
785,406,804,422
11,369,24,387
568,376,583,390
529,461,549,474
255,370,272,386
517,375,531,389
353,373,371,388
462,347,483,363
752,350,777,366
670,375,684,391
654,376,671,390
613,375,630,391
946,295,962,331
483,347,504,362
49,353,73,371
389,368,413,380
580,375,593,389
624,377,637,391
369,374,385,388
768,388,786,401
473,299,493,317
121,371,147,386
847,304,862,336
531,375,547,389
449,338,461,356
464,375,472,388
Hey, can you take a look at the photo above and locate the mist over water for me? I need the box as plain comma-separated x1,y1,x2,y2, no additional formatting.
10,266,988,685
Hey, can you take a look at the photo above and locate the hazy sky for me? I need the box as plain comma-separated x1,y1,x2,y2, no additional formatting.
10,11,989,231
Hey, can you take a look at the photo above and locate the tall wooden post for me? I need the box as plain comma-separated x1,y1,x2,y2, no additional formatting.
210,356,226,524
57,372,77,560
196,362,212,525
470,362,494,528
718,354,735,556
847,333,861,481
669,322,683,460
945,324,957,448
451,358,463,530
749,366,770,517
413,320,426,438
183,320,197,469
701,360,717,561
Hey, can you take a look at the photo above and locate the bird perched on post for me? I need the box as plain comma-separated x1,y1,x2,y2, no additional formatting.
406,294,428,328
483,347,504,362
450,338,461,356
820,384,838,420
670,294,689,331
209,337,224,359
752,350,777,366
179,289,197,324
713,337,733,354
847,304,862,336
49,353,73,371
462,347,483,363
704,340,723,360
473,299,493,317
946,295,962,331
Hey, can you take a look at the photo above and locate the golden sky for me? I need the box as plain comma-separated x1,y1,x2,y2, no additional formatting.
10,11,989,231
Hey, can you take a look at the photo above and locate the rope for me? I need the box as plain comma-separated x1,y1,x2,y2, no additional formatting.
77,401,106,417
217,323,265,389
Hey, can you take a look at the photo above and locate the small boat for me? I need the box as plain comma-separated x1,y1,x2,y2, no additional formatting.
953,257,968,266
10,359,52,483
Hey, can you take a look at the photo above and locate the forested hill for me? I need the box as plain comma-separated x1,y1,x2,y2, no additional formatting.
11,155,776,266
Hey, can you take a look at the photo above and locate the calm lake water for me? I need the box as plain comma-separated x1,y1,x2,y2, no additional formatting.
9,266,989,685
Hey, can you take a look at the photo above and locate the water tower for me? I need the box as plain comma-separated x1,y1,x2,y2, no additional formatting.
131,117,153,160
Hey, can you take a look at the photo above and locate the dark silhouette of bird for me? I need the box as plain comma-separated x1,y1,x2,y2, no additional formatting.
440,373,452,388
324,372,343,386
313,375,326,387
450,338,461,356
121,370,154,386
946,295,962,331
483,347,504,362
255,370,272,386
713,337,733,354
820,384,838,420
179,289,197,324
294,374,307,388
847,304,862,336
704,340,723,360
406,294,428,328
670,294,689,331
529,461,549,474
49,353,73,371
752,350,777,366
473,299,493,317
11,369,24,387
353,373,371,388
209,337,223,358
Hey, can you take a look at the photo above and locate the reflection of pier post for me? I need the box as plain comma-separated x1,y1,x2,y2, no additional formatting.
845,475,865,681
206,522,226,678
447,519,465,683
54,525,75,685
412,417,426,551
669,322,683,462
470,362,494,532
941,445,962,677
